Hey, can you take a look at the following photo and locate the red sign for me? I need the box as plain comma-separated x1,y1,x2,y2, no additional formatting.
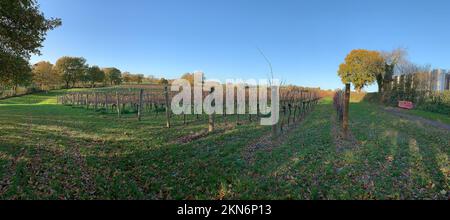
398,101,414,110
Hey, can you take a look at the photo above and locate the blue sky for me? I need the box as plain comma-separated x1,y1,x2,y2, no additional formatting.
32,0,450,91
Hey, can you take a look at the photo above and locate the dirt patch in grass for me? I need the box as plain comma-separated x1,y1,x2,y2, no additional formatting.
176,131,210,144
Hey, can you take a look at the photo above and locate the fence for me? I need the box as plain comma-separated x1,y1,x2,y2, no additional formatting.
57,85,321,136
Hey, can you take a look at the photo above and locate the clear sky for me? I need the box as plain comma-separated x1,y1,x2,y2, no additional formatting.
31,0,450,91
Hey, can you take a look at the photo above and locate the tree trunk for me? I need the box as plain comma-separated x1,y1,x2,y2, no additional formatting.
12,85,17,96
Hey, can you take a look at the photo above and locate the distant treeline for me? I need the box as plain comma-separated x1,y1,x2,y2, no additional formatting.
0,56,168,98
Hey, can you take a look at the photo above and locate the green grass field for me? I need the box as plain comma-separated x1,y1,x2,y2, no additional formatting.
0,91,448,199
406,109,450,125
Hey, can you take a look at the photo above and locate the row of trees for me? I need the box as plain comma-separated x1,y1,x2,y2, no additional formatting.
32,57,124,90
29,57,161,91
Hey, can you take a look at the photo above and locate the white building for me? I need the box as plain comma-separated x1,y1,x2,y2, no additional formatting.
432,69,449,91
394,69,450,92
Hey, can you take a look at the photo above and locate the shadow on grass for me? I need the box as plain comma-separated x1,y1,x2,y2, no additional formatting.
347,100,449,199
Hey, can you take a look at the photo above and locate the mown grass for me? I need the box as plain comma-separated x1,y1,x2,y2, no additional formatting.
406,109,450,125
0,91,448,199
345,101,449,199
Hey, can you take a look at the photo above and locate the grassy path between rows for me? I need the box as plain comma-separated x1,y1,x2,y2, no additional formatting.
0,92,448,199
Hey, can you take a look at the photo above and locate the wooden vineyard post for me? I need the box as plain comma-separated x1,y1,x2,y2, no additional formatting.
208,87,215,132
279,101,283,132
271,86,278,140
298,91,303,119
116,91,121,118
293,93,298,122
288,102,292,126
85,93,89,109
94,92,98,111
308,92,312,112
272,122,278,140
122,94,126,112
223,105,227,124
105,94,109,112
222,88,227,123
293,102,297,123
138,89,144,121
164,85,171,128
343,83,350,138
257,103,260,119
145,94,150,112
306,92,309,112
280,101,286,132
235,99,240,126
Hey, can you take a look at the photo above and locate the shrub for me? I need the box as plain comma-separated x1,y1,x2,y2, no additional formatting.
417,91,450,115
366,90,450,115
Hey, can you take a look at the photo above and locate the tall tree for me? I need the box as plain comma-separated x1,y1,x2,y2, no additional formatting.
159,78,169,85
0,0,61,87
144,75,158,84
378,48,407,97
181,73,196,85
122,72,132,83
122,72,145,84
54,57,87,88
86,66,105,87
2,56,33,95
338,49,385,92
133,74,144,84
103,68,122,85
32,61,60,91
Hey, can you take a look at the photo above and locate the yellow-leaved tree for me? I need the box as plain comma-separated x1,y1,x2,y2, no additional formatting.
338,49,385,93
